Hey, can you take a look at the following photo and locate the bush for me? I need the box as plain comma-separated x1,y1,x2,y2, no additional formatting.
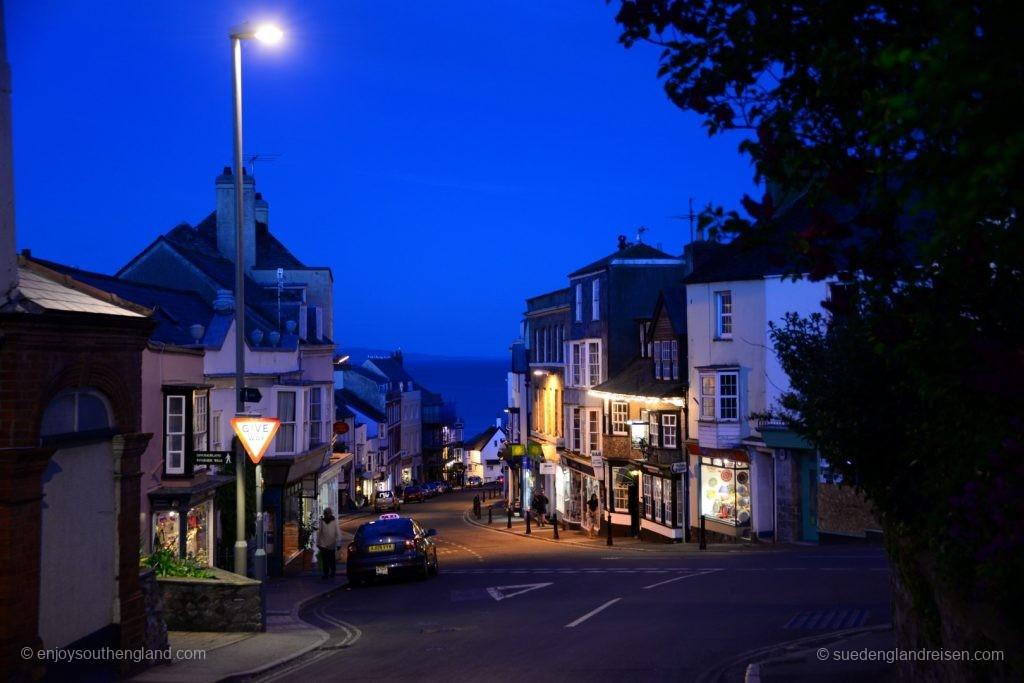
141,547,216,579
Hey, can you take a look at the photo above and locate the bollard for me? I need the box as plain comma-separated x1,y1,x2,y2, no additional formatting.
507,504,512,529
526,507,532,535
553,511,559,540
699,515,707,550
488,506,493,525
606,511,613,546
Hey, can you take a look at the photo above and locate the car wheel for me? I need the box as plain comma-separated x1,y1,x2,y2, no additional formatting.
419,556,430,580
349,574,363,587
429,551,439,576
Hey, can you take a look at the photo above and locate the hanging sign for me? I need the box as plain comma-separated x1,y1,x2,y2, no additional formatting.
231,417,281,464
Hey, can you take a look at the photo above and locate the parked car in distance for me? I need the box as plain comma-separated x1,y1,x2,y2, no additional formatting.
421,481,440,497
433,480,452,493
402,485,425,503
373,490,400,512
346,513,439,586
467,475,483,487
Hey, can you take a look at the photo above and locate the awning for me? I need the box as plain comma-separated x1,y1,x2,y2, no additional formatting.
560,453,594,477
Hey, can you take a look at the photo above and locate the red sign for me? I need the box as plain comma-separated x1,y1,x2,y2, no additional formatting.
231,417,281,464
333,421,349,435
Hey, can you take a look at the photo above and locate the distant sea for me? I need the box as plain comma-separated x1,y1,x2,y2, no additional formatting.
343,349,510,439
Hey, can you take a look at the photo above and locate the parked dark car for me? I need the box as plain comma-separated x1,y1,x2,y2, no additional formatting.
467,475,483,487
403,485,426,503
421,481,440,498
432,480,452,493
346,513,439,585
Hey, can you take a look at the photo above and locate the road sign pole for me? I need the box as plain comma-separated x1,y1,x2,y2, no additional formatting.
254,463,266,581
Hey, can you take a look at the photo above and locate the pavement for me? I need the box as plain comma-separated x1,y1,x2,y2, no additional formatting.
125,499,894,683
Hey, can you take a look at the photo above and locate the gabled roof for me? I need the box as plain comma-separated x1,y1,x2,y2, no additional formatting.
591,355,688,402
652,286,688,338
36,258,214,346
363,357,417,386
466,425,504,452
569,242,681,278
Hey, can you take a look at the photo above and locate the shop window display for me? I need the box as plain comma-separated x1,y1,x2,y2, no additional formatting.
700,456,751,526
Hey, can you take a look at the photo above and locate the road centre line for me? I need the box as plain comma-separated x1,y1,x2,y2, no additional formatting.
565,598,622,628
643,569,720,590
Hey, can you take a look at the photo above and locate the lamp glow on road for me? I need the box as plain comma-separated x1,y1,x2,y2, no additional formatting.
255,24,283,44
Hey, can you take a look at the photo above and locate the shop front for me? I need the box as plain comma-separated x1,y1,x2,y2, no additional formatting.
694,446,752,540
639,464,687,542
149,475,233,565
261,446,331,577
559,453,600,528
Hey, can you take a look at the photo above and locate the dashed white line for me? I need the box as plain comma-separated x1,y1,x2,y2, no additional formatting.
642,569,720,590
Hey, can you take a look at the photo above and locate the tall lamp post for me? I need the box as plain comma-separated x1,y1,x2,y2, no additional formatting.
230,21,282,579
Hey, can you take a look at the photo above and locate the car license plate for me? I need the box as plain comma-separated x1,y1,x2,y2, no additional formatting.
375,565,388,575
368,544,394,553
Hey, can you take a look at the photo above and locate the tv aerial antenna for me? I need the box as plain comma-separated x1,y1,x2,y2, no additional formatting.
671,197,699,243
246,153,281,177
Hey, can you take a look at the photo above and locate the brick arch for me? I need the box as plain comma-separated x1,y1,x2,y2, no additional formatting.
38,359,143,437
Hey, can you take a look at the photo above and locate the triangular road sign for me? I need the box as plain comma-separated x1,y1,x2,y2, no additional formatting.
231,417,281,464
485,582,552,602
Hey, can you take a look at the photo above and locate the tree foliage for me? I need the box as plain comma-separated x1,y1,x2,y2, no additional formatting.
613,0,1024,633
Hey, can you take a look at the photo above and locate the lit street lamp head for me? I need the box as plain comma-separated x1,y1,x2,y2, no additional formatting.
229,22,284,43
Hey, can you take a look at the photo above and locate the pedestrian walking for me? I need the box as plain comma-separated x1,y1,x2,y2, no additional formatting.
586,493,599,538
317,508,341,579
531,488,548,527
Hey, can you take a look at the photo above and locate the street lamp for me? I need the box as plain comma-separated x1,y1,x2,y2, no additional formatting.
230,20,282,580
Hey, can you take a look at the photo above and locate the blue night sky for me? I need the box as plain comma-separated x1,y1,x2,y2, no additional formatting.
7,1,756,358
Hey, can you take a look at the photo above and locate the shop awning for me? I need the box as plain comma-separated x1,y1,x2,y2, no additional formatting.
560,453,595,477
148,474,235,511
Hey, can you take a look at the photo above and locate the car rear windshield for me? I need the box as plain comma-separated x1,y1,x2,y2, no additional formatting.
357,519,413,539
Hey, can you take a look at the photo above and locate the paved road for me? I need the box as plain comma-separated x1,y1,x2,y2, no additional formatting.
251,490,891,683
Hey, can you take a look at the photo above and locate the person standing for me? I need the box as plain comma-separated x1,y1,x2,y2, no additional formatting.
531,488,548,527
317,508,341,579
586,493,599,538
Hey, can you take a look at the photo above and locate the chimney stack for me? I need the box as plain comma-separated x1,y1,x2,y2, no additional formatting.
255,192,268,228
215,167,256,271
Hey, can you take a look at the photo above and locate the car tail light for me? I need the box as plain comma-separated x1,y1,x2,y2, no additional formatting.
404,539,415,550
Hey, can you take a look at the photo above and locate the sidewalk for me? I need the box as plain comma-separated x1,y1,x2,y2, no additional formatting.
128,570,347,683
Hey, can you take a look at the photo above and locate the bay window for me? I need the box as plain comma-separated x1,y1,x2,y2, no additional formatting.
699,369,739,421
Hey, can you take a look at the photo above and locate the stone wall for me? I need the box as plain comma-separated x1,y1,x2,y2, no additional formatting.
818,482,880,536
139,569,168,652
158,568,264,632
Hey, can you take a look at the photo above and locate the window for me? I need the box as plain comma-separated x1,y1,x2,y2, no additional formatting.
592,279,600,321
588,410,599,454
648,410,659,447
276,391,297,453
568,340,602,387
166,395,186,475
572,408,582,452
612,401,629,435
41,388,112,437
587,341,601,385
212,411,222,450
661,413,678,448
715,291,733,339
652,339,679,380
612,467,632,510
193,391,209,453
308,387,324,446
575,283,583,322
700,370,739,421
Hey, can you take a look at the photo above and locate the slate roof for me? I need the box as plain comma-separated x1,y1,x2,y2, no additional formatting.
569,242,681,278
591,355,688,401
9,260,150,318
36,258,216,346
466,425,504,452
657,286,688,338
335,388,386,424
363,357,417,386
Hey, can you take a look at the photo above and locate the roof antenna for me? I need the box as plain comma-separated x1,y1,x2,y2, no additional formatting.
636,226,647,243
246,153,281,178
671,197,698,244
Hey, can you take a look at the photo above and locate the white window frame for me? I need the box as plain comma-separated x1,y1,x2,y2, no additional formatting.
588,409,599,454
611,401,629,435
192,391,209,471
166,395,186,475
699,370,739,421
276,390,297,454
661,413,678,448
715,290,733,339
568,339,602,388
648,410,659,448
572,408,582,452
309,387,324,446
592,279,600,321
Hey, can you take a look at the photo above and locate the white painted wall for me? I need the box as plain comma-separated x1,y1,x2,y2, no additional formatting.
39,443,115,648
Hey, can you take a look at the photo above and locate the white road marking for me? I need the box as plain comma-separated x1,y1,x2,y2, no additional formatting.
565,598,622,628
642,568,720,590
485,582,553,601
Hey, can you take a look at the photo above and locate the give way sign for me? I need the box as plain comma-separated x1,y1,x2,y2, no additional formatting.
231,417,281,464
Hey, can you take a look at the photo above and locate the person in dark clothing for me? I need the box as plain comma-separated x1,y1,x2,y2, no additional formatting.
531,488,548,527
317,508,341,579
